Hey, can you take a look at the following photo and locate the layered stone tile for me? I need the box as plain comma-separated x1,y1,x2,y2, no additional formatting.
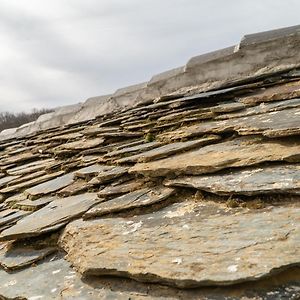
84,187,175,218
61,201,300,288
0,193,100,241
24,172,74,199
116,135,220,164
130,137,300,177
165,164,300,195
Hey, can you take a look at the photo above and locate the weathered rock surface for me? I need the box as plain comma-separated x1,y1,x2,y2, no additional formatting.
84,186,175,218
165,164,300,195
24,173,74,199
116,135,220,164
130,137,300,177
0,242,56,270
0,193,100,241
61,201,300,288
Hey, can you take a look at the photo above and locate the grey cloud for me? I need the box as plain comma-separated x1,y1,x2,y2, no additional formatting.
1,0,300,112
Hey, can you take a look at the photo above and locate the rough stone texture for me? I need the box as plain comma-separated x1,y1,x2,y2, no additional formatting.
0,193,99,241
116,135,220,164
0,243,56,270
130,137,300,177
61,201,300,288
97,180,145,198
158,107,300,141
165,164,300,195
84,186,175,218
239,80,300,105
24,173,74,199
104,141,161,158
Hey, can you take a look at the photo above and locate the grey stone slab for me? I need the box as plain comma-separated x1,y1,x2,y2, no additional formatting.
61,202,300,288
0,243,56,270
130,137,300,177
88,166,129,185
0,210,30,229
240,24,300,47
0,176,19,188
105,141,161,158
84,186,175,218
216,98,300,120
6,158,55,176
0,193,100,241
0,152,38,167
53,137,104,151
116,135,220,164
97,180,145,198
57,180,88,197
159,107,300,141
165,164,300,196
74,164,114,180
24,173,74,199
14,196,56,211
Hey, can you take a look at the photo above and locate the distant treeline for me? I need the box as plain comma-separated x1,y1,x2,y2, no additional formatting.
0,108,54,132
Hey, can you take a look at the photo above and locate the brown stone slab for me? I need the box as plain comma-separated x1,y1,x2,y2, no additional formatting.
104,141,161,158
165,164,300,196
130,137,300,177
116,135,220,164
0,152,38,167
24,173,74,199
84,187,175,218
61,202,300,288
0,193,100,241
239,80,300,105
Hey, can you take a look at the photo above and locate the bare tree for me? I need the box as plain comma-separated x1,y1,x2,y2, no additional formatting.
0,108,54,132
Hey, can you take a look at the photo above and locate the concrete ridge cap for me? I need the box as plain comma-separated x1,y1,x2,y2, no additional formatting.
113,82,148,97
185,45,237,70
240,24,300,48
148,66,185,85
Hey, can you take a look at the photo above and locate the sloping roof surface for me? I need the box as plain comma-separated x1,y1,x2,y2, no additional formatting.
0,26,300,299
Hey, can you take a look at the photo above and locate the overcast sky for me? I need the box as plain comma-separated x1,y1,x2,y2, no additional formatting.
1,0,300,112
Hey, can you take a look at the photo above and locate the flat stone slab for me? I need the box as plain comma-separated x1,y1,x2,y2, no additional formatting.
130,137,300,177
61,202,300,288
14,196,56,211
53,137,104,151
116,135,220,164
74,164,114,180
0,210,30,231
84,187,175,218
216,98,300,120
0,170,65,194
165,164,300,196
0,193,99,241
0,243,56,270
24,172,74,199
239,80,300,105
88,166,129,185
97,180,145,198
159,107,300,141
104,141,161,158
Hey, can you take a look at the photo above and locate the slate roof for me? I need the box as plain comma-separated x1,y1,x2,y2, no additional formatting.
0,26,300,299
